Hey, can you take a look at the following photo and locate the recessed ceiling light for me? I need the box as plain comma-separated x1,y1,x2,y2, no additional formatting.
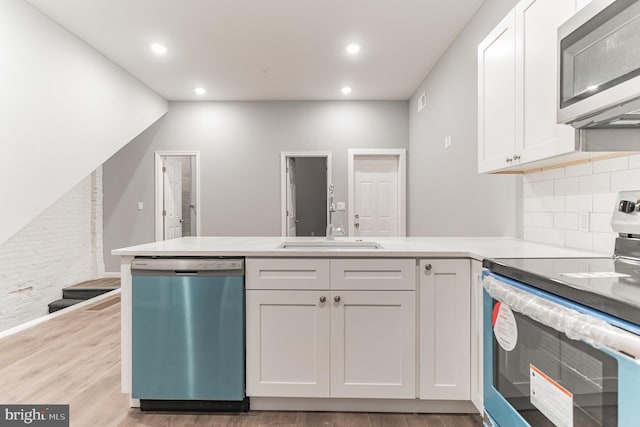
346,44,361,55
150,43,167,55
194,87,207,95
341,86,352,95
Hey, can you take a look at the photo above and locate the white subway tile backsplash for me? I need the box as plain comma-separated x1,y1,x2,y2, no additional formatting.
611,168,640,192
542,168,565,181
554,177,579,196
593,193,617,213
524,198,544,212
579,173,610,194
564,195,592,212
524,171,543,183
593,156,629,173
593,232,617,254
629,154,640,169
524,212,554,228
554,212,579,231
523,180,554,198
524,227,543,242
565,231,593,251
542,229,565,246
542,196,565,212
565,162,593,177
590,212,612,233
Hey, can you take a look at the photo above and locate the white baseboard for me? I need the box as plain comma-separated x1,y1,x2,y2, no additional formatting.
249,397,477,413
104,272,121,278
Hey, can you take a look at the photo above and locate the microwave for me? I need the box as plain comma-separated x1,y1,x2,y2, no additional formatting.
557,0,640,129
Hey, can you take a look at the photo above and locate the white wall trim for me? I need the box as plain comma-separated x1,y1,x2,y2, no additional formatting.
154,151,201,242
280,151,332,237
347,149,407,237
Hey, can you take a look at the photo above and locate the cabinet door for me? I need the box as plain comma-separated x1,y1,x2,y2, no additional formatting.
516,0,575,163
246,290,330,397
478,9,517,173
330,291,416,398
470,260,484,413
419,259,471,400
331,258,416,291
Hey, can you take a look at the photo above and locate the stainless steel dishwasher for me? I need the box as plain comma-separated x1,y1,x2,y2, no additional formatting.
131,257,248,411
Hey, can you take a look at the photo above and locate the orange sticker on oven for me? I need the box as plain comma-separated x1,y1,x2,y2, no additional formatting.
492,302,518,351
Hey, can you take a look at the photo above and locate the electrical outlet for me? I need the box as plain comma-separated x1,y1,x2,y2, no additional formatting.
579,212,589,232
137,202,144,211
444,136,452,149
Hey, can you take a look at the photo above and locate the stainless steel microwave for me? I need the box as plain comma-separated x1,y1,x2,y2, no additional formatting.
558,0,640,129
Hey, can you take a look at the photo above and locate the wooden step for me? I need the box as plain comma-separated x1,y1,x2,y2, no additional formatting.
48,298,85,313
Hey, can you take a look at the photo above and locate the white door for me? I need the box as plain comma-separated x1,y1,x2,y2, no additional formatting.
163,157,183,240
330,290,416,398
245,290,331,397
516,0,575,163
353,156,399,237
419,259,471,400
286,157,297,237
478,9,517,173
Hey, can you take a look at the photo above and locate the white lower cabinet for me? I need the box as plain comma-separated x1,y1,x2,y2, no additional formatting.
246,258,416,400
419,259,471,400
246,290,331,397
330,290,415,398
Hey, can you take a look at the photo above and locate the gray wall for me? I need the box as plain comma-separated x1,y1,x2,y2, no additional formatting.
294,157,327,237
408,0,522,237
103,101,409,271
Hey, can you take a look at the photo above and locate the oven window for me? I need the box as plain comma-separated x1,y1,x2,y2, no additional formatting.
493,303,618,426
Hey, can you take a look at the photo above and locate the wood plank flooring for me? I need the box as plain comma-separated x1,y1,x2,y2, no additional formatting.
0,296,481,426
68,277,121,289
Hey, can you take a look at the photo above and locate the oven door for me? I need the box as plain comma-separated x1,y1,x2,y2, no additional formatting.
482,272,640,427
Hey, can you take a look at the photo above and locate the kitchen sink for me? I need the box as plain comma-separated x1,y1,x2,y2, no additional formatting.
278,240,382,249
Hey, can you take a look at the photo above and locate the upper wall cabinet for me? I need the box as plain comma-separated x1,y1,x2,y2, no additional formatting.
478,0,585,174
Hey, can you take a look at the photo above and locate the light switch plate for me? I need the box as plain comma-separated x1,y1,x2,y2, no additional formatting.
444,136,452,149
579,212,589,232
336,202,346,211
137,202,144,211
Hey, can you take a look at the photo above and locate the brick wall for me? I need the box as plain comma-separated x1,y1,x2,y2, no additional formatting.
522,154,640,253
0,167,104,332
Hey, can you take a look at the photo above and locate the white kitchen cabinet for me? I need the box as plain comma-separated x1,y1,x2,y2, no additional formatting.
478,0,588,173
246,290,331,397
515,0,576,164
478,9,517,173
419,259,471,400
330,290,415,398
246,258,416,400
470,260,484,413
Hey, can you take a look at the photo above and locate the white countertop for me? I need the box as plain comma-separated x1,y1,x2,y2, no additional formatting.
112,236,607,261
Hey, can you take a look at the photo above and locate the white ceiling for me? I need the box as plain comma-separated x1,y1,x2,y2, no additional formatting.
26,0,484,101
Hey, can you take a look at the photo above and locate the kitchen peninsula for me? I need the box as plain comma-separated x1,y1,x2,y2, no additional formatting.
113,236,602,414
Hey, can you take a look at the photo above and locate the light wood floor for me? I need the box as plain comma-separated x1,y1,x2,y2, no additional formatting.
68,277,121,289
0,296,481,426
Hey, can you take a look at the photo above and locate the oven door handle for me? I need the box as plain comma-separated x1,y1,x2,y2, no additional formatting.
484,274,640,360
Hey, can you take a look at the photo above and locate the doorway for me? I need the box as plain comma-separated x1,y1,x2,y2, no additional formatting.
347,149,406,237
280,152,332,237
154,152,200,241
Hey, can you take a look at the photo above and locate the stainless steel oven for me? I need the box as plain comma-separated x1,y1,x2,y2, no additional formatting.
482,190,640,426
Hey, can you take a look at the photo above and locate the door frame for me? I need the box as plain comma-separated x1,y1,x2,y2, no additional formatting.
280,151,332,237
154,151,201,242
347,148,407,237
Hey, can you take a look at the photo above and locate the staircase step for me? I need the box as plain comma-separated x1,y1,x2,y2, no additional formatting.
48,298,85,313
62,287,114,300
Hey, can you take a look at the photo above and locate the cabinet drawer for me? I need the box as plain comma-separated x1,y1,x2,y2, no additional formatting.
246,258,330,290
330,259,416,290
